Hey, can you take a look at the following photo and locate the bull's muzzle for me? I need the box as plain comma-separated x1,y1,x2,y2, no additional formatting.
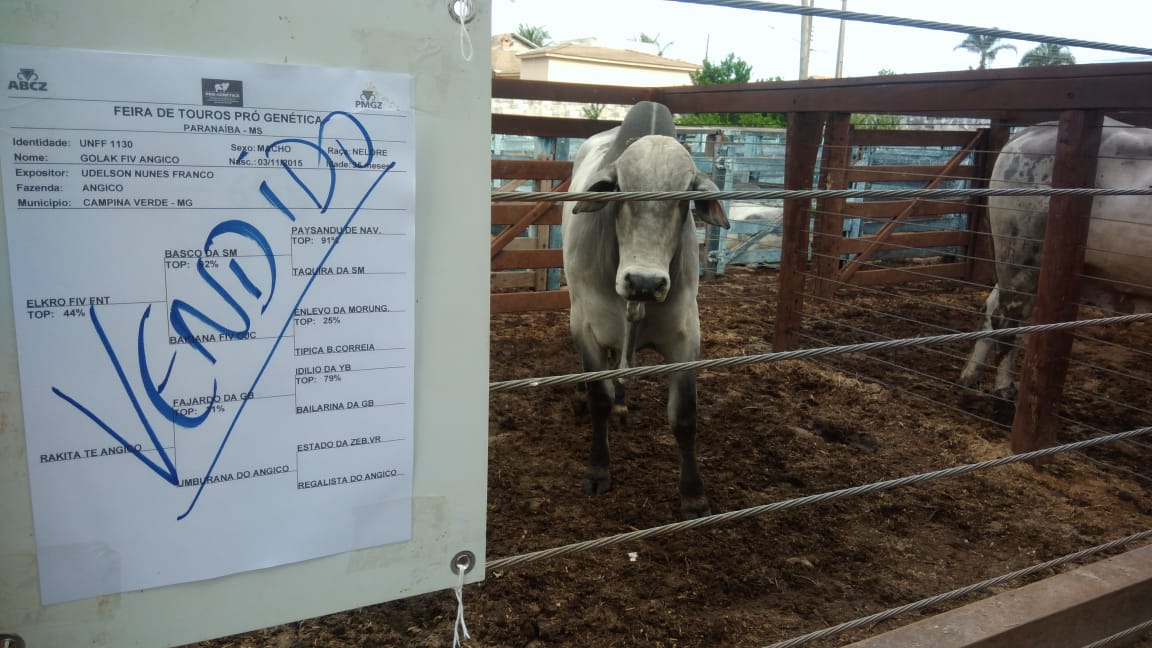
619,270,669,302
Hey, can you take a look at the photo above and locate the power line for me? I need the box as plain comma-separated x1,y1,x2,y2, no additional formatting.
666,0,1152,58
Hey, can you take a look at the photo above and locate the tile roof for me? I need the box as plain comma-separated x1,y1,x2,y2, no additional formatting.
518,43,700,71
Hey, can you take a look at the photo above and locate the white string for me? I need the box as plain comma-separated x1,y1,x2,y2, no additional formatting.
452,561,471,647
456,1,474,62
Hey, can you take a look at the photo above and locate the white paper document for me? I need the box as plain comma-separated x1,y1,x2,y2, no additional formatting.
1,45,416,604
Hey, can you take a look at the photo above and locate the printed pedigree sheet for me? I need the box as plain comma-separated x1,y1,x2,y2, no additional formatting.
0,46,416,604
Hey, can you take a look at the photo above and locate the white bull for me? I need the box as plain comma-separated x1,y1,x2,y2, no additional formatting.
960,118,1152,402
562,101,729,518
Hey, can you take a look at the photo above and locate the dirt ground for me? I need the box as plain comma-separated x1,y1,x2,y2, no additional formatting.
195,267,1152,647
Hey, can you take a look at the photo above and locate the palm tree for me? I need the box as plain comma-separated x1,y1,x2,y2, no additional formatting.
516,24,550,47
1020,43,1076,67
954,31,1017,70
636,32,673,56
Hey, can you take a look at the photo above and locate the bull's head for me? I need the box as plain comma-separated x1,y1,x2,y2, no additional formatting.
573,135,729,302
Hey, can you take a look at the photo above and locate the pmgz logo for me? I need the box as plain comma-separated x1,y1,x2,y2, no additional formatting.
8,68,47,92
353,85,398,111
355,86,383,110
201,78,243,107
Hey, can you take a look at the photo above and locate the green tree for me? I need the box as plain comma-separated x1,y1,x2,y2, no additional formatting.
1019,43,1076,67
581,103,605,120
677,53,786,127
636,32,673,56
954,31,1017,69
516,23,550,47
851,113,900,129
690,53,753,85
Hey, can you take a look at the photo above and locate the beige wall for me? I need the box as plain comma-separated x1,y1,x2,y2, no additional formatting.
491,97,629,120
520,57,693,87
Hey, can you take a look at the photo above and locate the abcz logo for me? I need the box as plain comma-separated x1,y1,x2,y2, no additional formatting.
8,68,47,91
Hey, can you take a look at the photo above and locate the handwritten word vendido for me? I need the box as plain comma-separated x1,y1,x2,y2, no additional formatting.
51,111,397,519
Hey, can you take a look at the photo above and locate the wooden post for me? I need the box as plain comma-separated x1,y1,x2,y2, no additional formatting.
812,113,852,299
1010,110,1103,454
534,177,554,291
773,111,827,351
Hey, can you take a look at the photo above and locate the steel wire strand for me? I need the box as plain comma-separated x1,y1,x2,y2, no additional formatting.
1081,619,1152,648
802,290,983,338
1073,269,1152,301
820,167,980,186
486,427,1152,572
800,313,980,377
803,297,1152,424
796,323,1012,417
1061,370,1152,415
799,315,986,387
809,209,985,233
820,148,1152,172
804,316,1152,439
801,310,1152,444
805,228,996,270
763,528,1152,648
664,0,1152,57
1078,454,1152,486
796,257,997,309
782,218,1025,269
490,313,1152,392
492,187,1152,203
799,348,1009,431
805,253,1010,295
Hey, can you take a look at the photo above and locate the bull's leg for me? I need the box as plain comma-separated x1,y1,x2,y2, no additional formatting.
576,342,614,496
668,369,710,518
990,283,1035,404
959,285,1000,389
570,381,589,420
992,344,1021,403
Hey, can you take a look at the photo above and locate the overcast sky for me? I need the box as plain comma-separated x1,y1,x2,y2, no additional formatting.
490,0,1151,80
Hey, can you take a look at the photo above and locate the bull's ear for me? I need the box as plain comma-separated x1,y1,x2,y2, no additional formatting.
690,171,729,229
572,166,618,213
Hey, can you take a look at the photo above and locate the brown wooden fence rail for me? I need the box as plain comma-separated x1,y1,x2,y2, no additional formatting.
815,126,986,295
490,158,572,313
491,62,1152,452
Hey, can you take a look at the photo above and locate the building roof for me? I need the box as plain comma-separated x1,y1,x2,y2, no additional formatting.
491,33,539,50
491,33,539,78
518,43,701,72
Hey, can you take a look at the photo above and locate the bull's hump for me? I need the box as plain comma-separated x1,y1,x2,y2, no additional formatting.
607,101,676,162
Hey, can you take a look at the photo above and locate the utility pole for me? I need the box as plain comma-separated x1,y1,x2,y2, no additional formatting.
835,0,847,78
798,0,812,80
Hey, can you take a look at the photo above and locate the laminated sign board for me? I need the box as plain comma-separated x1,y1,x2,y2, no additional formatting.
1,44,418,605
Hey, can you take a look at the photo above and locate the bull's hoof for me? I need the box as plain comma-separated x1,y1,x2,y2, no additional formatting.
993,385,1017,402
989,387,1017,423
957,389,984,412
571,394,589,421
581,468,612,495
611,403,629,428
992,397,1017,424
680,496,712,520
